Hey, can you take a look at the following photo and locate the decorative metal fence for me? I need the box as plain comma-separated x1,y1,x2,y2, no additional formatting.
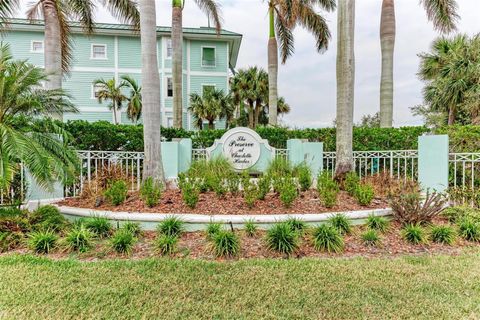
449,153,480,189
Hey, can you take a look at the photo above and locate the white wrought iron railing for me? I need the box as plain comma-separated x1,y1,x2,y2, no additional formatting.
192,148,207,161
449,153,480,190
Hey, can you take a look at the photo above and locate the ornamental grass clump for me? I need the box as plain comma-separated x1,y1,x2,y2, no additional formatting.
120,221,142,237
64,225,94,252
284,217,308,235
361,229,380,247
28,230,57,254
458,218,480,242
140,177,162,208
104,180,128,206
317,172,339,208
157,217,184,237
212,230,240,257
265,222,299,256
205,222,222,240
244,220,257,237
312,224,344,253
110,229,136,255
355,183,375,206
430,225,456,245
29,205,67,232
155,234,178,256
84,217,112,238
328,214,352,235
366,214,389,233
401,224,426,245
390,190,446,225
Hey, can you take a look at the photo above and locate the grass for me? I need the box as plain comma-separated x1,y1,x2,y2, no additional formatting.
0,252,480,318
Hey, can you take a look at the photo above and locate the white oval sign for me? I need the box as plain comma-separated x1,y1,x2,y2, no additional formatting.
222,130,261,170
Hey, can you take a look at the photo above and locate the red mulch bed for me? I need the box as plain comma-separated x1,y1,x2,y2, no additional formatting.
58,189,389,215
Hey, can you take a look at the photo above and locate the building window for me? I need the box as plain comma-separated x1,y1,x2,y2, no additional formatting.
166,77,173,97
31,41,44,53
202,84,215,95
91,44,107,59
166,117,173,128
201,47,216,67
166,38,172,58
92,83,105,99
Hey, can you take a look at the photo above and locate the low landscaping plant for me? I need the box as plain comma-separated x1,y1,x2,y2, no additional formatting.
390,191,446,225
442,206,480,223
458,218,480,242
361,229,380,247
212,230,240,257
157,217,184,237
140,177,162,208
312,224,344,253
296,163,313,192
401,224,426,245
28,230,58,254
84,217,112,238
430,225,456,245
243,178,258,209
257,174,271,200
279,177,298,208
0,231,22,252
155,234,178,256
29,205,67,232
244,220,257,237
317,172,339,208
64,225,94,252
110,229,136,255
328,214,352,235
285,217,308,235
182,180,200,209
366,214,389,232
265,222,299,255
355,183,375,206
205,222,222,240
104,180,128,206
344,172,360,196
120,222,142,237
266,158,293,178
211,176,228,198
227,173,240,195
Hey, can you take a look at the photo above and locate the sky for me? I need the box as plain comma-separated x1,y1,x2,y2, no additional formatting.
17,0,480,128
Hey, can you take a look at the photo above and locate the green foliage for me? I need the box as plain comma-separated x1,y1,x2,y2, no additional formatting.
265,222,299,255
140,177,162,207
64,225,94,252
430,225,456,245
120,222,142,237
205,222,222,240
328,214,352,235
344,172,360,196
29,205,67,232
104,180,128,206
278,177,298,208
0,231,22,252
366,215,389,233
257,174,271,200
0,211,31,233
212,230,240,257
401,224,426,245
181,180,200,209
84,217,112,238
312,224,344,253
266,158,293,178
361,229,380,246
295,163,313,192
244,220,257,237
317,172,339,208
110,229,136,255
284,217,308,235
226,173,240,195
155,234,178,256
442,206,480,223
242,175,258,209
457,218,480,242
187,158,234,193
157,217,184,237
355,183,375,206
28,230,58,254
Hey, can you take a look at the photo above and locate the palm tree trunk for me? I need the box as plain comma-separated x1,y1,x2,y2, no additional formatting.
42,2,63,121
448,106,455,125
379,0,395,128
335,0,355,180
140,0,165,184
248,101,255,129
172,0,183,129
254,99,262,128
208,121,215,130
267,6,278,126
113,104,118,125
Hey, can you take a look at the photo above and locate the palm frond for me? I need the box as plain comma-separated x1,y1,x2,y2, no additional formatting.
66,0,96,34
275,7,295,63
420,0,459,33
100,0,140,27
193,0,223,33
295,1,331,53
0,0,18,29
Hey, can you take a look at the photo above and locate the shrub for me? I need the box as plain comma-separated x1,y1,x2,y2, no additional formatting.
29,205,67,232
121,221,142,237
211,176,228,197
104,180,128,206
212,230,240,257
0,213,31,233
64,225,94,252
355,183,375,206
265,222,299,255
155,234,178,256
157,217,184,237
430,225,456,245
458,218,480,242
279,177,298,208
361,229,380,246
317,172,339,208
0,231,22,252
257,174,271,200
84,217,112,238
28,230,58,254
227,173,240,195
366,214,389,232
442,206,480,223
401,224,426,245
110,229,136,255
266,158,293,177
390,191,446,225
296,163,312,192
205,222,222,240
140,177,162,207
312,224,344,253
244,220,257,237
243,177,258,209
182,180,200,209
285,217,308,235
344,172,360,196
328,214,352,235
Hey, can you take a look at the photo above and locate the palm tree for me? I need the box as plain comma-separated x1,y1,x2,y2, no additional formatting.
379,0,459,128
93,78,127,125
0,0,139,120
266,0,336,126
121,75,142,124
188,87,232,130
335,0,355,179
139,0,165,184
171,0,222,129
0,44,78,191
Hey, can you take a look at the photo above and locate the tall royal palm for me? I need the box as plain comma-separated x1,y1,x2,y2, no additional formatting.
171,0,222,129
267,0,336,126
140,0,165,184
379,0,458,127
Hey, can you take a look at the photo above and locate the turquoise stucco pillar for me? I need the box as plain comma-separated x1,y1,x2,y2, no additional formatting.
287,139,323,177
161,142,179,179
178,138,192,173
418,135,449,192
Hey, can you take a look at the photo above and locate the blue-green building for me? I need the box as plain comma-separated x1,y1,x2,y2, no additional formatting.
2,19,242,130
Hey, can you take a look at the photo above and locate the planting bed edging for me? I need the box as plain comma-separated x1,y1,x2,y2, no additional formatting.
56,205,392,231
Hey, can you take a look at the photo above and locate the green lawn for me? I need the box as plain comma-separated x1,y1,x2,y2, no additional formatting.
1,252,480,319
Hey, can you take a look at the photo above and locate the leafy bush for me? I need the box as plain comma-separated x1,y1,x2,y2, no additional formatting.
328,214,352,235
212,230,240,257
28,230,58,254
155,234,178,256
0,209,31,233
366,214,389,232
295,163,312,192
187,157,233,193
344,172,360,196
312,224,344,253
110,229,136,255
401,224,426,245
140,177,162,207
104,180,128,206
279,177,298,208
458,218,480,242
265,222,299,255
64,225,94,252
121,221,142,237
257,174,271,200
361,229,380,246
205,222,222,240
266,158,293,178
430,225,456,245
285,217,308,235
29,205,67,232
317,172,339,208
0,231,22,252
244,220,257,237
355,183,375,206
243,177,258,209
227,173,240,195
157,217,184,237
84,217,112,238
442,206,480,223
181,180,200,209
390,191,446,225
